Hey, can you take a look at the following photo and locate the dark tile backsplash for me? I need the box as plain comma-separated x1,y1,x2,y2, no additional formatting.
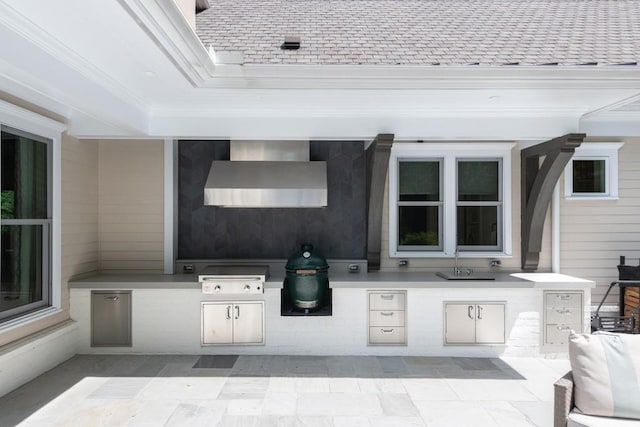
178,140,366,259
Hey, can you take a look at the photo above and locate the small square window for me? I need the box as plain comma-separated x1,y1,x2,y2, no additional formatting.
572,159,606,194
564,143,623,200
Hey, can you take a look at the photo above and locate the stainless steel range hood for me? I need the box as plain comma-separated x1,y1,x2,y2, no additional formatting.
204,141,328,208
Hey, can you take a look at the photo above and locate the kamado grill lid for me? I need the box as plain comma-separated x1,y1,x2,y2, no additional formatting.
285,244,329,272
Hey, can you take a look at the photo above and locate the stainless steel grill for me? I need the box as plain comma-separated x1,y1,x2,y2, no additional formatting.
199,266,268,295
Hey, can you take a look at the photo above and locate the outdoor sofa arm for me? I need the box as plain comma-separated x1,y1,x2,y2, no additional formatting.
554,371,575,427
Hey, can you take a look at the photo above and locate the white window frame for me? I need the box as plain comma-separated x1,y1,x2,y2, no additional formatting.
0,100,64,330
456,157,503,252
564,143,623,200
396,158,443,252
389,143,514,258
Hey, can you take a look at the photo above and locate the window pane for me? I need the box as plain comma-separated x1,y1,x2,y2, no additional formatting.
457,206,498,247
458,161,499,201
1,130,48,219
0,225,45,314
399,161,440,201
399,206,439,247
573,160,605,193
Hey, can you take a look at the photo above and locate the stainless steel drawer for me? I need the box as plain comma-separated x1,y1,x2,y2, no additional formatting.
546,306,581,324
369,292,406,311
545,323,581,345
545,292,582,309
369,310,405,327
369,326,406,345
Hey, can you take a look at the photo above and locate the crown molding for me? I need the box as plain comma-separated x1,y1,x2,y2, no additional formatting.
0,2,150,135
117,0,215,86
0,99,66,135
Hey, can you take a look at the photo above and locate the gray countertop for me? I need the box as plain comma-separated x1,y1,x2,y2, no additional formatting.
69,271,595,290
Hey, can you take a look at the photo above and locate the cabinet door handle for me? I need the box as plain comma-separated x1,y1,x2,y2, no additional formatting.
380,312,394,316
380,295,395,301
468,305,474,319
380,328,394,334
235,305,240,319
226,305,232,320
106,296,119,301
477,306,483,320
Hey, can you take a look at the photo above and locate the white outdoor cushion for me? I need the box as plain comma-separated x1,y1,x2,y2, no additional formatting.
568,412,640,427
569,331,640,420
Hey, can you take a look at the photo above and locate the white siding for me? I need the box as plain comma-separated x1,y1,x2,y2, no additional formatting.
560,138,640,306
62,135,99,296
98,140,164,271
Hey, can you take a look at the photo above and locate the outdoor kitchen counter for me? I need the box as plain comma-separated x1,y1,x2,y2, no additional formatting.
69,272,595,289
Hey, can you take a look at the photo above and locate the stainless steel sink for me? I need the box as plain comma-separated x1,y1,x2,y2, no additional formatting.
436,272,495,280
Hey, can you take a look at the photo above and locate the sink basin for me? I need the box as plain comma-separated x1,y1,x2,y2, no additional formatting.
436,272,495,280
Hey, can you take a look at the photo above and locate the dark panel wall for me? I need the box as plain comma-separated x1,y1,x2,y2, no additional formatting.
178,140,366,259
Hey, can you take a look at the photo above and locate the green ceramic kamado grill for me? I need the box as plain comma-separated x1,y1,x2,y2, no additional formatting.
285,244,329,310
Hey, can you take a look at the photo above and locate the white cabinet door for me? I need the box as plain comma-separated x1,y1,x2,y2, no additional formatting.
445,304,476,344
232,302,264,344
475,304,505,344
202,303,233,344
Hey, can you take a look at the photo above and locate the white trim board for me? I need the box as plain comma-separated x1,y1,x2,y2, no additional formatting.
0,321,78,398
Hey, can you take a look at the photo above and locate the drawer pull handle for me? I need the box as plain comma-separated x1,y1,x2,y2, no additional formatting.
380,312,394,316
556,308,571,315
557,295,571,300
380,295,395,301
556,325,571,331
105,296,119,301
380,328,394,334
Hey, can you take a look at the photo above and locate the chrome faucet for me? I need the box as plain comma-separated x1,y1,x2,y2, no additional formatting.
453,250,473,277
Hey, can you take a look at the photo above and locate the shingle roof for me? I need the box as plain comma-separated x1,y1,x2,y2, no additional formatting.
195,0,640,66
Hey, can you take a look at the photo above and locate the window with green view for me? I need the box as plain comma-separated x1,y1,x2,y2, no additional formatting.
397,160,442,250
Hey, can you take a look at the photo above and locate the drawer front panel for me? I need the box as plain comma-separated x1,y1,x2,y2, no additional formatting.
545,306,582,324
545,323,580,345
369,326,406,345
369,310,405,327
369,292,406,311
545,292,582,309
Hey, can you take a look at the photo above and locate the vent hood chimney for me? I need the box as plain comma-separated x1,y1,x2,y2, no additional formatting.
204,141,328,208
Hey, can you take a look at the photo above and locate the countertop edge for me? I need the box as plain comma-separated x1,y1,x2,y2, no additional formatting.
69,272,596,290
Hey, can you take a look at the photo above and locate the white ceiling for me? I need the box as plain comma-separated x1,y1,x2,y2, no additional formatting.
1,0,640,140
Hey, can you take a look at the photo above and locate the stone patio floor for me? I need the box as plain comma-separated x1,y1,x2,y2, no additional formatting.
0,354,570,426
